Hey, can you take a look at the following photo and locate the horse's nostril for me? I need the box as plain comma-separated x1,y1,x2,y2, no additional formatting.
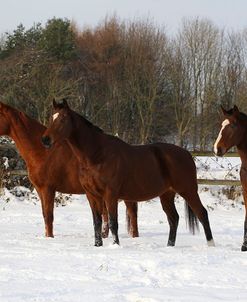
216,147,223,157
41,136,51,148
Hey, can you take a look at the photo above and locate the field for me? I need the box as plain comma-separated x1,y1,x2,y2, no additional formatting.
0,156,247,302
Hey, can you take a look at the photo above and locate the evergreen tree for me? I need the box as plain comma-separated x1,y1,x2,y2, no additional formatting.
39,18,76,61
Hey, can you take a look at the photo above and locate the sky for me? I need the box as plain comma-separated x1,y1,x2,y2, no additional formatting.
1,0,247,35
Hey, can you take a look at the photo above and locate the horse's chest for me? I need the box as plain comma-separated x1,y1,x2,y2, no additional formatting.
240,165,247,188
79,166,104,194
28,167,44,186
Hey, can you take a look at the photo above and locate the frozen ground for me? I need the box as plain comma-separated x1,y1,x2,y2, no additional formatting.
0,156,247,302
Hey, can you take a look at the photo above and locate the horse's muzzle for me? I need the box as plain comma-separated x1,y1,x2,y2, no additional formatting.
214,146,224,157
41,136,52,149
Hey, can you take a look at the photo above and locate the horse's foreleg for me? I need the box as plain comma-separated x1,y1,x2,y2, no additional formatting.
241,217,247,251
37,187,55,237
87,193,103,247
124,201,139,237
160,191,178,246
105,196,119,245
102,201,109,238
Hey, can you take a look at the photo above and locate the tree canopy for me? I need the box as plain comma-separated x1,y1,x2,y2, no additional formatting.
1,16,247,149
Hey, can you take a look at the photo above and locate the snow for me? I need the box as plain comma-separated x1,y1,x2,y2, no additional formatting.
195,156,241,181
0,157,247,302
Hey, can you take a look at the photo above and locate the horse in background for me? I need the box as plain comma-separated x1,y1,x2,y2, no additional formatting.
0,101,139,238
42,99,214,248
214,105,247,251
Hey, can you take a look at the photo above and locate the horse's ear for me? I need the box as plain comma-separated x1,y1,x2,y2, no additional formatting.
62,98,69,109
233,105,240,114
53,99,58,109
220,105,228,115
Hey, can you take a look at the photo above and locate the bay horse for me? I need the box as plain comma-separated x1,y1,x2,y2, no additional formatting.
42,99,214,247
0,101,139,238
214,105,247,251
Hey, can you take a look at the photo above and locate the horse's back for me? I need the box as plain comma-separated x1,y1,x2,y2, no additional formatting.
128,142,194,170
133,142,197,193
112,142,197,200
153,143,197,192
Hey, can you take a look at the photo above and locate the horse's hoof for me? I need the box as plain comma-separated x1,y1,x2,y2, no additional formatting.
113,239,120,245
129,230,139,238
94,241,103,247
207,239,215,247
241,245,247,252
167,240,175,247
101,230,109,239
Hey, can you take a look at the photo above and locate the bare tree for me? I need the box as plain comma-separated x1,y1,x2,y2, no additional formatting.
176,18,223,149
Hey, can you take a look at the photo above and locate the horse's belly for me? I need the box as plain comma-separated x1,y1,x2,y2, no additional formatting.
119,178,169,201
119,189,166,201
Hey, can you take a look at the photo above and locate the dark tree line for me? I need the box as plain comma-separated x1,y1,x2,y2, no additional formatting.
1,16,247,149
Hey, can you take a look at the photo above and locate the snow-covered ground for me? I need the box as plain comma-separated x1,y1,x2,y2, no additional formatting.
0,157,247,302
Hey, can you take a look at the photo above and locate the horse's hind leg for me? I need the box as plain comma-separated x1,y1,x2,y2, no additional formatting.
241,192,247,251
242,215,247,252
160,191,178,246
180,190,214,246
37,187,55,237
124,201,139,237
102,201,138,239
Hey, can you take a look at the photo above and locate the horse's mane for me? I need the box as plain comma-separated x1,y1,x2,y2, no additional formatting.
2,102,46,131
72,109,126,144
73,110,103,133
19,111,46,131
83,117,103,133
225,107,247,122
240,111,247,120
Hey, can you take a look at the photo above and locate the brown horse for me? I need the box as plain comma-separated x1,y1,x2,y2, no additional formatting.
0,101,139,238
214,105,247,251
42,99,214,247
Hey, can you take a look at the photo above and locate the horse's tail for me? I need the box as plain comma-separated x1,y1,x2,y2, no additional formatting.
185,202,199,234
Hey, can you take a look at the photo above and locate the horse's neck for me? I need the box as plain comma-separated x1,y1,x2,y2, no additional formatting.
69,119,103,165
237,130,247,167
8,112,46,165
238,148,247,168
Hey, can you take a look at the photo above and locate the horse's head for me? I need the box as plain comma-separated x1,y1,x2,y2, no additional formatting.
42,99,73,148
0,101,11,136
214,105,245,156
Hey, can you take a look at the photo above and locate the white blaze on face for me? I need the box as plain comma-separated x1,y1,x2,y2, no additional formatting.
214,119,230,154
52,112,59,121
